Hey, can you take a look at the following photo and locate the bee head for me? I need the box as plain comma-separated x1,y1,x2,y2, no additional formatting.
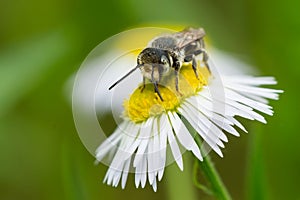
137,48,173,82
137,48,172,66
108,48,172,90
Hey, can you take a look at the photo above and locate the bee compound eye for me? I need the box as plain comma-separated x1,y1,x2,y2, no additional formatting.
161,55,168,65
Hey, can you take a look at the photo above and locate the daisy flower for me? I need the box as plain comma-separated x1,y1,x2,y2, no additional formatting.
94,42,282,192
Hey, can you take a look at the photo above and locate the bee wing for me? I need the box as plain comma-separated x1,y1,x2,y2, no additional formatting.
174,28,206,50
148,28,206,51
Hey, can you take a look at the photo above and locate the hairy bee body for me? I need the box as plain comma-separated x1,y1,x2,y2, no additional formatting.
109,28,210,101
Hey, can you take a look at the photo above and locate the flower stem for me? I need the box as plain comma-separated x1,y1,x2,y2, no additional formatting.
181,114,232,200
194,136,232,200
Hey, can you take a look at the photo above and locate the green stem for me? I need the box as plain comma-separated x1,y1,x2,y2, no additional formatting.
195,136,232,200
181,114,232,200
193,161,213,195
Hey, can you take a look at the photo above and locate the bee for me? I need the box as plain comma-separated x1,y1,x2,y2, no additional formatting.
109,27,210,101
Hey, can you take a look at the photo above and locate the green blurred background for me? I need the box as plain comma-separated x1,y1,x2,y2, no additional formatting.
0,0,299,199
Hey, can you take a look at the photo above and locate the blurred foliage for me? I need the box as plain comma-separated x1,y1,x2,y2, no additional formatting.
0,0,299,199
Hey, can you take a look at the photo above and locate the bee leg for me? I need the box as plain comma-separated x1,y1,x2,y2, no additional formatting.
151,65,164,101
188,49,211,73
140,77,146,92
201,49,211,73
153,82,163,101
174,61,183,96
175,69,179,92
192,55,199,79
199,38,206,49
184,54,199,79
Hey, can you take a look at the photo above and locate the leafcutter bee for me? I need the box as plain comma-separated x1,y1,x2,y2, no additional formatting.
109,27,210,101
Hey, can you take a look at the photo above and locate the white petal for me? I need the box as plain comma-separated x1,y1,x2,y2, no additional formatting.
106,150,127,186
152,176,157,192
112,169,122,187
108,138,133,175
120,123,141,160
178,107,223,157
106,168,116,186
135,155,143,188
121,157,131,189
103,168,110,184
185,98,229,142
223,76,278,86
242,93,270,104
147,138,155,185
166,113,184,171
159,115,168,156
157,115,167,181
180,104,226,147
225,82,282,100
168,112,203,161
225,88,274,115
95,122,128,161
152,119,162,174
186,97,240,137
133,119,153,167
249,110,267,124
197,92,239,117
211,118,240,137
141,156,147,188
227,116,248,133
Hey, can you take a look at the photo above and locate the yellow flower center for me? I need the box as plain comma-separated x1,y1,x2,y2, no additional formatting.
123,62,211,123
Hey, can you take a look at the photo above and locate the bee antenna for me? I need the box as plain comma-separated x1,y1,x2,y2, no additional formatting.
108,64,142,90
